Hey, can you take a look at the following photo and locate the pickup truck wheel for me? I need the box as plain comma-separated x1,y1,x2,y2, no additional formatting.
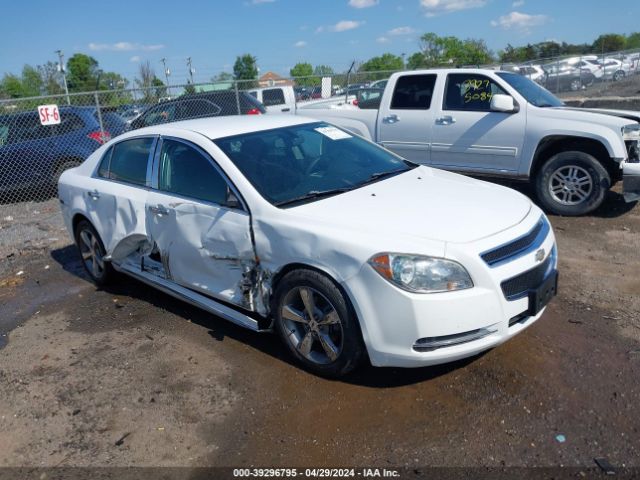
273,269,366,377
535,151,610,216
74,219,114,286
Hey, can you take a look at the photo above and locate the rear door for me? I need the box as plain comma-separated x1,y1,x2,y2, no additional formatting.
430,72,525,174
145,137,255,308
376,73,437,164
84,136,156,257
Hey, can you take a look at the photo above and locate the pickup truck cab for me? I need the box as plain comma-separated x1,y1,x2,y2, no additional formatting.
298,69,640,216
246,86,296,114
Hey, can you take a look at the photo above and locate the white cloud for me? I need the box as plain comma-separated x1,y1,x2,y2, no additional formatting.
315,26,325,33
329,20,364,32
420,0,486,17
490,11,548,33
512,0,525,6
348,0,378,7
294,40,307,47
88,42,165,52
376,36,390,44
129,56,141,62
388,26,415,35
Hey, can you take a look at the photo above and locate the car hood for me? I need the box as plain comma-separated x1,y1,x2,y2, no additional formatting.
557,107,640,123
545,106,635,128
289,166,532,244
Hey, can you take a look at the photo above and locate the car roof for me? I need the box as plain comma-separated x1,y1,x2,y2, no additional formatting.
129,115,320,140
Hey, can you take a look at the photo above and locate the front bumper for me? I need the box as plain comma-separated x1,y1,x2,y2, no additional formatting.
622,161,640,202
342,212,558,368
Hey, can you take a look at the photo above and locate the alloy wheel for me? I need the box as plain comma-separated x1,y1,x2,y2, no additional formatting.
548,165,593,206
78,227,106,279
280,286,344,365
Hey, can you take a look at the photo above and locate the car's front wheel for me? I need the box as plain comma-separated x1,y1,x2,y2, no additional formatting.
273,269,366,377
74,219,114,286
535,151,610,216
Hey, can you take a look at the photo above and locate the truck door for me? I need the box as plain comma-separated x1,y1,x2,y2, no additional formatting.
430,73,525,174
376,73,437,165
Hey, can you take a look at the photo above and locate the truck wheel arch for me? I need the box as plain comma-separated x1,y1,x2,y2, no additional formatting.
531,136,621,183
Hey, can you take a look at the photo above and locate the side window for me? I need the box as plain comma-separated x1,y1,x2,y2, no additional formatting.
177,99,221,120
444,74,507,112
390,74,437,110
262,88,285,107
109,137,154,186
14,113,51,142
143,104,177,127
97,147,113,178
158,139,228,205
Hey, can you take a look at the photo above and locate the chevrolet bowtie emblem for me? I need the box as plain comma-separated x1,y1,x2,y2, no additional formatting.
535,248,546,262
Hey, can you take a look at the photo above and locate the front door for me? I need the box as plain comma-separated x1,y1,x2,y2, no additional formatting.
145,137,255,308
430,73,526,174
376,73,437,164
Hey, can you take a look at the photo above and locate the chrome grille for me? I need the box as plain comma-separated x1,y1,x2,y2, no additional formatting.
481,217,548,267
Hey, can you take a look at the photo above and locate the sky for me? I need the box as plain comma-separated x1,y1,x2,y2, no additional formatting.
1,0,639,85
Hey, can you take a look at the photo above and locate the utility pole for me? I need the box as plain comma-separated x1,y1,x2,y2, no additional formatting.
55,49,70,105
160,58,171,86
187,57,195,84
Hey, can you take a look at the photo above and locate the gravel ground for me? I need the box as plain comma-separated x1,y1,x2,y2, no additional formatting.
0,185,639,475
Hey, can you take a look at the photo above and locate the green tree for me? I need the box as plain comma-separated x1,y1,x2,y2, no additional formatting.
233,54,258,88
406,52,428,70
290,62,315,86
213,72,234,82
418,33,493,67
592,34,626,53
38,61,64,95
359,53,403,80
66,53,99,92
21,65,43,97
625,32,640,49
313,65,334,76
0,74,25,98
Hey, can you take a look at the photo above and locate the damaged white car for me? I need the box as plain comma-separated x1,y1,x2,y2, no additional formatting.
59,116,558,377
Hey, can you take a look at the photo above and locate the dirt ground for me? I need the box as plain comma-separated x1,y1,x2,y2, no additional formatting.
0,184,639,475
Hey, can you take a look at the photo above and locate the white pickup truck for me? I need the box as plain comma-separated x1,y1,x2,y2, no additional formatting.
297,69,640,216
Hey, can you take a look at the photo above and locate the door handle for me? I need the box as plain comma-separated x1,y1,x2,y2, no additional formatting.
281,108,291,112
382,114,399,124
149,204,170,216
435,116,456,125
86,189,100,200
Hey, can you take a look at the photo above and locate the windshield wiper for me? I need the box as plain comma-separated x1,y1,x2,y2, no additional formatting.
274,187,354,207
358,168,409,186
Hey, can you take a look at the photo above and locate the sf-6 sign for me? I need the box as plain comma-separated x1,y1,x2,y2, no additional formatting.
38,104,60,125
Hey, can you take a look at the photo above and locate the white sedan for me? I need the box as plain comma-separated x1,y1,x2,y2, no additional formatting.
58,115,558,377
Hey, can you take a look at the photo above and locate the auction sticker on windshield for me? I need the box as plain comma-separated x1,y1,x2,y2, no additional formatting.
315,126,351,140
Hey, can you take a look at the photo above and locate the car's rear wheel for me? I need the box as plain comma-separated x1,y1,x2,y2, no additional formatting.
74,219,113,286
613,70,625,82
535,151,610,216
569,79,582,91
273,269,366,377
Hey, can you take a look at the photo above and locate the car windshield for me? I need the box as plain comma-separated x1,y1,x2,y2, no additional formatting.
214,122,415,207
496,72,564,108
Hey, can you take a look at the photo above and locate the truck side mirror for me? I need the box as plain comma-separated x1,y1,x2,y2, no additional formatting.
491,94,518,113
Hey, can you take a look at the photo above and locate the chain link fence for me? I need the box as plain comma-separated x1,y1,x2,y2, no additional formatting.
1,51,640,260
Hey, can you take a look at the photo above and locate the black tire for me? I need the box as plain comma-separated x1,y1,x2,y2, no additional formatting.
613,70,625,82
535,151,610,216
569,79,581,91
74,219,114,286
272,269,366,377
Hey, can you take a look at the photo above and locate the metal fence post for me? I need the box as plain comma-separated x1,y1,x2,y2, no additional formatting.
234,81,241,115
94,92,105,140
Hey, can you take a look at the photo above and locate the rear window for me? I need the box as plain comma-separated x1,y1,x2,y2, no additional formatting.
390,75,437,110
107,137,154,186
262,88,285,107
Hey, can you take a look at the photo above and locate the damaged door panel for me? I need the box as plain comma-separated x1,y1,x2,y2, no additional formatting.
144,137,264,313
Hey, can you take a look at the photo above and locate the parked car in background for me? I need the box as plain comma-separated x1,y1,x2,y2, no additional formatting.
247,86,296,113
58,115,559,377
518,65,546,85
295,69,640,216
369,79,389,90
598,58,632,81
542,63,595,92
564,56,603,79
0,106,119,199
353,88,385,110
130,91,266,130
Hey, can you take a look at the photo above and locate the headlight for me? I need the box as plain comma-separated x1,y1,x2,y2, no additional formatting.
368,253,473,293
622,124,640,141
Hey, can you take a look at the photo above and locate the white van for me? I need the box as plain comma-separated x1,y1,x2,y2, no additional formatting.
246,86,296,114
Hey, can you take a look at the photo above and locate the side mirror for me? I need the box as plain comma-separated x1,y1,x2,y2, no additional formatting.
490,94,518,113
225,187,242,210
